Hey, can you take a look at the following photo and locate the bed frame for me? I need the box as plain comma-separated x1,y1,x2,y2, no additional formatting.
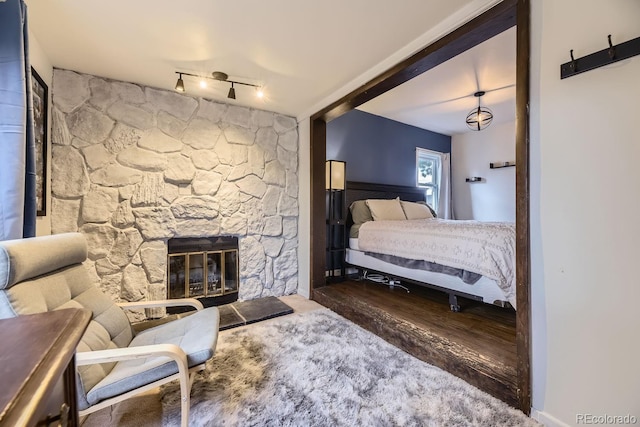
345,181,427,206
344,181,510,312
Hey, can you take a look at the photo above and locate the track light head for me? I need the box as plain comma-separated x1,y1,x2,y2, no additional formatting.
228,83,236,100
175,74,185,92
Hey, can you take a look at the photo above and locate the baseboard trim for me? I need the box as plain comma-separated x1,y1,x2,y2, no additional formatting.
531,409,571,427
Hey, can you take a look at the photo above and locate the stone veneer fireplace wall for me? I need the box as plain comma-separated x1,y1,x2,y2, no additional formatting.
50,69,299,308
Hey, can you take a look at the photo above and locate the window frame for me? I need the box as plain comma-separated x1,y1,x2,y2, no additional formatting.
415,148,441,212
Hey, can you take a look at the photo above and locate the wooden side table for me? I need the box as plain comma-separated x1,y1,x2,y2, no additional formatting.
0,308,91,427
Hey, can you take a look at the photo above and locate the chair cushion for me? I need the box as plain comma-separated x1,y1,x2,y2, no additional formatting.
0,233,87,290
86,306,220,406
0,233,134,410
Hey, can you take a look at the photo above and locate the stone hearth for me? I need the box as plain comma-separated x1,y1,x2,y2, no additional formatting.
50,69,299,311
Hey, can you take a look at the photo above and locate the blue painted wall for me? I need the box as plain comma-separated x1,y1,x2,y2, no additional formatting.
326,109,451,187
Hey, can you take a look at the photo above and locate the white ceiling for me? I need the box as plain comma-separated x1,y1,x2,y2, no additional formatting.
357,26,516,136
25,0,486,119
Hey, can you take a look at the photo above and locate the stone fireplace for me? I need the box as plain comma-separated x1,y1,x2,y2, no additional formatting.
49,69,299,311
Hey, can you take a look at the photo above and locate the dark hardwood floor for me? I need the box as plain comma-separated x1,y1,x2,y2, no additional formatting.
312,279,518,407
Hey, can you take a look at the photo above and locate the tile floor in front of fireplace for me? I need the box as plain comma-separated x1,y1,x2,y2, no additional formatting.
218,296,294,330
80,295,323,426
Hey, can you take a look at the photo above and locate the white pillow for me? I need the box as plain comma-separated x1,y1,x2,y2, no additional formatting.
400,200,434,220
365,198,406,221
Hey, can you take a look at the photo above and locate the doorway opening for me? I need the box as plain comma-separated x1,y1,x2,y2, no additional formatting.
309,0,530,413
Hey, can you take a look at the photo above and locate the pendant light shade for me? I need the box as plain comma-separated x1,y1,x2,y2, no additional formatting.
466,91,493,131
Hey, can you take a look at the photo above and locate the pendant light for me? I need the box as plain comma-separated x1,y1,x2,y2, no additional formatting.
465,91,493,131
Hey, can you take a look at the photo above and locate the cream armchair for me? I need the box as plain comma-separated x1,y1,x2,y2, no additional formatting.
0,233,219,427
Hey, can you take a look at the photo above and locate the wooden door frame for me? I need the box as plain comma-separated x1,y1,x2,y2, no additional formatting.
309,0,530,413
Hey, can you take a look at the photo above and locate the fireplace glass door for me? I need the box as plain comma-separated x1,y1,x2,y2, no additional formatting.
168,249,238,299
224,250,238,293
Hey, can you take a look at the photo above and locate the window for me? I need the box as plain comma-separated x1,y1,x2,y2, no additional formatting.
416,148,442,212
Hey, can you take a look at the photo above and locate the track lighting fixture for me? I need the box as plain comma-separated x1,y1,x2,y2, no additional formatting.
465,91,493,131
174,71,261,100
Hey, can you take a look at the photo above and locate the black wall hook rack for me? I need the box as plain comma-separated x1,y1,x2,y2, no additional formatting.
561,34,640,79
465,177,483,183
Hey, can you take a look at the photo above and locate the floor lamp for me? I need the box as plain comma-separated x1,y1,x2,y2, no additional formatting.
326,160,346,281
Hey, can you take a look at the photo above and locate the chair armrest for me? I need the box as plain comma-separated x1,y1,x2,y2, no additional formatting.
76,345,193,426
76,344,188,367
117,298,204,311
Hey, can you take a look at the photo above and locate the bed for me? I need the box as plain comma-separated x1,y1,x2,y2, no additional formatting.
344,181,516,311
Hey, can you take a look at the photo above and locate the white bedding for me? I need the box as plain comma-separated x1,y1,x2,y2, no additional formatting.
357,219,516,307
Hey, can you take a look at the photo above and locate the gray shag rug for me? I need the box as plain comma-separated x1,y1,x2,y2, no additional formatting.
160,309,538,426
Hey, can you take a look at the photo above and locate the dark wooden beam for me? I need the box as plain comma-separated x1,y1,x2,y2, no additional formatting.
515,0,531,415
311,0,517,123
310,118,327,293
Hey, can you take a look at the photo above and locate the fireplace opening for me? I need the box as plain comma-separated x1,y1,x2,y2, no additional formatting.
167,236,239,307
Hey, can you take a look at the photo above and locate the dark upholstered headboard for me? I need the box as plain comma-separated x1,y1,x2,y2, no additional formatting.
344,181,428,231
345,181,426,210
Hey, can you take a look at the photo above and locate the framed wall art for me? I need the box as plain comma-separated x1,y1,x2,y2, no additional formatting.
31,66,48,216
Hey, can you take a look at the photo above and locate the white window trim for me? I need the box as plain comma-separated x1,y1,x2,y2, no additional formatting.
416,148,442,211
